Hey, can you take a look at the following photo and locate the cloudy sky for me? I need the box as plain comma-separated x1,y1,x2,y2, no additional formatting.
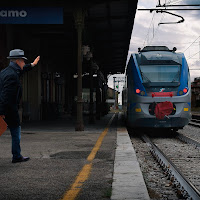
108,0,200,103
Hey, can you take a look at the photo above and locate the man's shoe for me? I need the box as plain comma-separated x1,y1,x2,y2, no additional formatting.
12,156,30,163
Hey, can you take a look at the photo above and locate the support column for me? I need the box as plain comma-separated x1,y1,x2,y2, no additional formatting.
113,76,116,109
96,70,101,120
6,25,14,51
74,8,85,131
89,61,95,124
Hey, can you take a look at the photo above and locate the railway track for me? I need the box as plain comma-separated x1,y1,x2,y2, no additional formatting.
189,119,200,127
189,115,200,127
142,134,200,200
130,128,200,199
177,133,200,149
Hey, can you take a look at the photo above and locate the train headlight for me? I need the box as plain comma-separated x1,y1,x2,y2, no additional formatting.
136,89,140,94
183,88,188,93
179,87,188,95
136,89,145,95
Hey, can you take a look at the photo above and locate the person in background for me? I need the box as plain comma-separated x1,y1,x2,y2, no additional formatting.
0,49,40,163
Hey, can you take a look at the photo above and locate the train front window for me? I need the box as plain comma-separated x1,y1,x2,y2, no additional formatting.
140,65,180,83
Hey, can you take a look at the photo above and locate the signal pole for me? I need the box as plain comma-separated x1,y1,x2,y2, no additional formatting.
113,77,125,109
113,77,116,108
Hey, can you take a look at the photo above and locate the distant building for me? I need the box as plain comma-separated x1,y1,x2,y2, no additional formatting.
191,77,200,107
107,87,119,109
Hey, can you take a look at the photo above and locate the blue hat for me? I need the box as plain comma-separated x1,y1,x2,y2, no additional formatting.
7,49,28,60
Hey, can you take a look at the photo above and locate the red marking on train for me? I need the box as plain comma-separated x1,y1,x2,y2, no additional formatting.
151,92,173,97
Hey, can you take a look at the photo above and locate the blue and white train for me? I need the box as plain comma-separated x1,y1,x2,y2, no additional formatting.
123,46,191,131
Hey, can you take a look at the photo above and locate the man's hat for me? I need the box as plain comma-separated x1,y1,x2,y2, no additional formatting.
7,49,28,60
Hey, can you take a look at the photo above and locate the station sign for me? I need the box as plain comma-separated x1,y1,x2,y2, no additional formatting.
0,7,63,24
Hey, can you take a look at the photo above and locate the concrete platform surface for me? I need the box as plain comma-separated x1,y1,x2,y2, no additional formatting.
111,127,150,200
0,113,150,200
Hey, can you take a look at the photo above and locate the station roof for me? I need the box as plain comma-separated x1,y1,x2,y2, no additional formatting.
85,0,138,74
1,0,138,75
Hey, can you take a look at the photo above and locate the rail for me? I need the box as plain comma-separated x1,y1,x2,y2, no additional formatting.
177,133,200,149
189,119,200,127
189,115,200,127
142,134,200,200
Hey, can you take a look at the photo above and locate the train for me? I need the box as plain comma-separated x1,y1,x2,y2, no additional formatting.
122,46,191,131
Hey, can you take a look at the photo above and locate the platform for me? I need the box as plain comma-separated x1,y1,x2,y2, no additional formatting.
0,113,150,200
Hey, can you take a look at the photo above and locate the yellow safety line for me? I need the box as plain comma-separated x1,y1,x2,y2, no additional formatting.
87,127,108,162
61,114,115,200
61,163,92,200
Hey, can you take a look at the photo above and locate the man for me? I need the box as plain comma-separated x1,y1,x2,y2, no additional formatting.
0,49,40,163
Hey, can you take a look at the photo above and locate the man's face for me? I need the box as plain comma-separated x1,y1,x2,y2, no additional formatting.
16,59,25,70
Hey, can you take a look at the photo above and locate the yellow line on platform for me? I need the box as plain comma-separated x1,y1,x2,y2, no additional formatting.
87,127,108,162
61,114,115,200
61,163,92,200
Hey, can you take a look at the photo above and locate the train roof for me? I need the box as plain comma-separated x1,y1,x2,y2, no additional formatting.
139,46,171,52
135,46,182,65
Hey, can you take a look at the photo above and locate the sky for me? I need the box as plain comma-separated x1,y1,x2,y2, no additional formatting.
108,0,200,104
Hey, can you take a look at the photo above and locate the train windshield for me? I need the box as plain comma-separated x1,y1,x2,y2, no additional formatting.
140,65,180,83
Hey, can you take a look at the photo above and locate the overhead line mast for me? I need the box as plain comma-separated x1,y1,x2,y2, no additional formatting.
138,1,200,11
138,8,200,11
160,4,200,7
138,2,200,25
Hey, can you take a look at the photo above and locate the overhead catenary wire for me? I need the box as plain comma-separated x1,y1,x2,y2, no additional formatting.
140,1,200,77
162,0,200,7
187,50,200,60
148,14,166,46
166,0,186,5
142,0,200,50
143,12,156,47
142,11,166,47
153,41,200,45
147,1,200,51
183,36,200,53
142,0,166,47
144,0,173,47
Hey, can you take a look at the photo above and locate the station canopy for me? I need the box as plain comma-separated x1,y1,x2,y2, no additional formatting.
1,0,138,75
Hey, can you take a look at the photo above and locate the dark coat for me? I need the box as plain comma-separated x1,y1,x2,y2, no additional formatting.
0,62,32,127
